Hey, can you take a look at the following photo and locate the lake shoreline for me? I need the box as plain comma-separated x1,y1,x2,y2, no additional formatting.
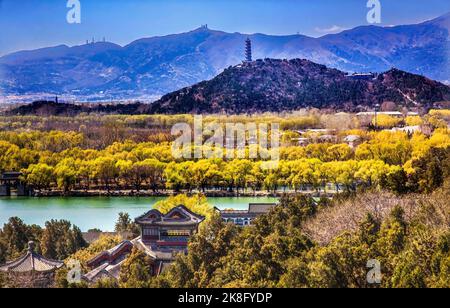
28,189,316,198
0,196,280,231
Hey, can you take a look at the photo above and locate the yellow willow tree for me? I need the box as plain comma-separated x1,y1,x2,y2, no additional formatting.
22,163,55,191
355,160,391,188
153,194,214,220
54,158,79,192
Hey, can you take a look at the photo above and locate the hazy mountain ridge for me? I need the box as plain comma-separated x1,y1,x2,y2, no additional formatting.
149,58,450,114
0,13,449,100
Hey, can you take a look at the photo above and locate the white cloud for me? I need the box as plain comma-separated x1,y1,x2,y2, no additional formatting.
314,25,347,35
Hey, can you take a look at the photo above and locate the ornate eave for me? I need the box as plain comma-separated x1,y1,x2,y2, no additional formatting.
135,205,205,226
0,242,64,274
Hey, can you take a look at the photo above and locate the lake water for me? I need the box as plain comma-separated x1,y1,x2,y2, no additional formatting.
0,196,278,231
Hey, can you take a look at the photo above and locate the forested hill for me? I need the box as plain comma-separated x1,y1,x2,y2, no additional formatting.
4,59,450,116
149,58,450,114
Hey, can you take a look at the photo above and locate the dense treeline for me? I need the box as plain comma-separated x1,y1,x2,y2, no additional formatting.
0,123,448,194
60,183,448,288
54,171,449,289
0,218,86,264
2,187,448,289
1,111,449,288
0,111,447,147
152,184,450,288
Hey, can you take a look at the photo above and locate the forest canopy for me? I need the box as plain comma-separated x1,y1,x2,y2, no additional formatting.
0,111,448,196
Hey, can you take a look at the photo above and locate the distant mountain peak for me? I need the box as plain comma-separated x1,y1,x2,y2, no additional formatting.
190,25,213,32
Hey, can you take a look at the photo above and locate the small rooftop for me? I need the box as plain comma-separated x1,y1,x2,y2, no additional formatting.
86,240,133,268
0,241,64,273
248,203,277,214
216,203,277,216
0,172,22,180
135,205,205,226
390,126,422,133
84,260,124,282
344,135,361,142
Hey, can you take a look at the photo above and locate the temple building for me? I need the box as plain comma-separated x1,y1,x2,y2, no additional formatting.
84,240,134,282
0,241,64,288
216,203,277,226
83,205,205,283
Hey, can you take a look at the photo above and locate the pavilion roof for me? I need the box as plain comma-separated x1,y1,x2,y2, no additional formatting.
0,242,63,273
135,205,205,226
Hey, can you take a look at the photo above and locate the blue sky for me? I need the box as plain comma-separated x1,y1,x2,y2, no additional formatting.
0,0,449,56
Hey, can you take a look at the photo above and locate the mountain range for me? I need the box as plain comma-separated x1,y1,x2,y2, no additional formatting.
0,12,449,101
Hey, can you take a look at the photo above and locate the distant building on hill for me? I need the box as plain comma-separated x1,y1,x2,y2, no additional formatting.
346,73,377,81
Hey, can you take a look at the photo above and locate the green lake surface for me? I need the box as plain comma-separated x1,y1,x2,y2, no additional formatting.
0,196,278,231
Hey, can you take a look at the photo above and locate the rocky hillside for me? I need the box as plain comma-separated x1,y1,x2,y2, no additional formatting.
149,58,450,114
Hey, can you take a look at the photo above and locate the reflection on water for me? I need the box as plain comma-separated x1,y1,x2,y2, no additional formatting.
0,196,278,231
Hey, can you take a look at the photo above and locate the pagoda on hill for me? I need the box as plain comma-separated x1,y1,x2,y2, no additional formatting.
245,38,252,62
0,241,64,288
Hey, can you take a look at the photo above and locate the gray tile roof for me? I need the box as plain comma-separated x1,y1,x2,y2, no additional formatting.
0,242,63,273
84,237,181,282
135,205,205,226
86,240,133,267
248,203,277,214
83,260,124,282
133,237,182,261
344,135,361,142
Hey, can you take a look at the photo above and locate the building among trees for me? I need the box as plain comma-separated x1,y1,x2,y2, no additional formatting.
216,203,277,226
83,205,205,283
84,241,134,283
0,172,31,196
0,241,64,288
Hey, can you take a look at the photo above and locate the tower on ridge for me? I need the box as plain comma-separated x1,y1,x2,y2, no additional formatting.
245,38,252,63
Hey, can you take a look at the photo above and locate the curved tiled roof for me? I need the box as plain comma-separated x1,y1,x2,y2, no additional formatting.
86,240,133,267
135,205,205,226
248,203,277,214
83,261,125,282
0,242,63,273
